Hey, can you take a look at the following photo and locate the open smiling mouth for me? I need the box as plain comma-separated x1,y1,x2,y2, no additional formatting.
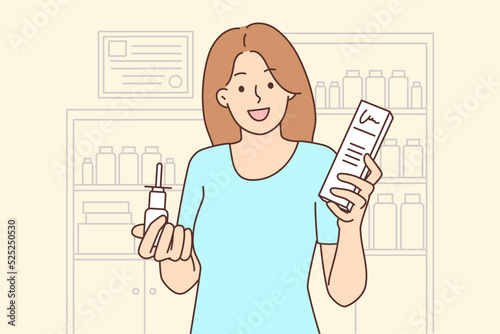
247,107,270,121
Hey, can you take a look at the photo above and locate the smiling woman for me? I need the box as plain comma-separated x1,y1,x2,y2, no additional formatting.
202,23,316,145
132,22,379,334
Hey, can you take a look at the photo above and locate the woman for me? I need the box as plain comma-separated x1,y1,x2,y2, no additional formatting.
132,23,382,333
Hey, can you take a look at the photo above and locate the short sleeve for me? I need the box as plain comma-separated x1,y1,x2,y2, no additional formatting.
315,200,339,244
176,151,205,230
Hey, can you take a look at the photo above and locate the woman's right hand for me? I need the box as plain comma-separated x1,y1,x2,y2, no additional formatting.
131,216,200,294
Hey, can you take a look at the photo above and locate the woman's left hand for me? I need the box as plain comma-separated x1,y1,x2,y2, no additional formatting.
327,154,382,231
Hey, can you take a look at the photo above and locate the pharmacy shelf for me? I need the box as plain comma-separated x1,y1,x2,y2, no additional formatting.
73,249,426,261
365,249,426,256
74,253,143,261
74,250,426,260
378,177,426,184
73,184,184,192
317,108,426,115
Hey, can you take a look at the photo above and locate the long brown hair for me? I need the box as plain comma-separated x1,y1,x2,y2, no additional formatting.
202,23,316,145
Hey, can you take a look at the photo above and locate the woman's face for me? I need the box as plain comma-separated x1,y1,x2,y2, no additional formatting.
216,51,295,136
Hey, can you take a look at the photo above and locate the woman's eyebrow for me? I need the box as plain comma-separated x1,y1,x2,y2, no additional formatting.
233,72,246,76
264,68,276,72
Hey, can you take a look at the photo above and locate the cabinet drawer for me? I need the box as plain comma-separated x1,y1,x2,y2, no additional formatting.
74,260,144,333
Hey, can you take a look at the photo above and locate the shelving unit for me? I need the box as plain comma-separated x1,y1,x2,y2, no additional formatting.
66,109,209,334
287,32,434,333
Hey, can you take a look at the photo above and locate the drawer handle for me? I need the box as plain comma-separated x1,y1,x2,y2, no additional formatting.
149,288,157,295
132,288,140,295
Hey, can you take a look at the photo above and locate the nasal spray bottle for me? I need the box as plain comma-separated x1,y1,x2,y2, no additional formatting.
144,163,172,246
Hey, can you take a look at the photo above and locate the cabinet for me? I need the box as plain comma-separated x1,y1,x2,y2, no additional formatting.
286,33,434,333
73,260,144,334
356,256,426,333
72,260,197,334
67,110,210,333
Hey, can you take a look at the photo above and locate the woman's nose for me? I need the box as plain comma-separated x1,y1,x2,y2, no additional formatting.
254,85,261,104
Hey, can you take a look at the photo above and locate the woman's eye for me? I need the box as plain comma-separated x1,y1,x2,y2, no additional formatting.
238,86,245,92
268,82,274,89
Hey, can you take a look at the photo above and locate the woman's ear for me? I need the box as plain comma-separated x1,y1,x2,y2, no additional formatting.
216,88,229,108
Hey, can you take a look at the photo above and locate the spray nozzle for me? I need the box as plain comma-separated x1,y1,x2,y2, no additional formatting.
144,163,172,191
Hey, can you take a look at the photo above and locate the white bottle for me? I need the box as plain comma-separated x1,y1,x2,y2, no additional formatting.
365,70,386,107
164,158,176,185
388,70,409,109
400,194,425,249
411,81,423,108
373,194,397,249
96,146,116,184
315,81,326,109
380,139,400,177
403,139,424,178
144,163,173,246
82,158,93,185
119,146,139,184
343,70,363,108
328,81,340,109
141,146,162,185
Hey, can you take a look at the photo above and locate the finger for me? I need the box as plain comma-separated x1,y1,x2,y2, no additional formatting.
131,224,145,239
166,225,185,261
364,154,382,184
326,202,354,222
138,216,167,259
338,174,374,199
330,188,366,209
180,228,193,261
154,223,175,262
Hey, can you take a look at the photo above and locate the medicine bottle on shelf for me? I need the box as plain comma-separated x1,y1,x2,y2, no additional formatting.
96,146,116,184
141,146,162,185
380,139,400,177
314,81,326,109
82,158,93,185
365,70,386,107
403,139,424,178
411,81,423,108
119,146,139,184
164,158,177,185
400,194,425,249
328,81,340,109
373,194,397,249
343,70,363,108
388,70,409,108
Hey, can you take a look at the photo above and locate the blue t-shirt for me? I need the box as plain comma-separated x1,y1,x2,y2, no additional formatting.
177,141,339,333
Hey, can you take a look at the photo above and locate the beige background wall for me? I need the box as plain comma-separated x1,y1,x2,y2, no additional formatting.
1,0,499,333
